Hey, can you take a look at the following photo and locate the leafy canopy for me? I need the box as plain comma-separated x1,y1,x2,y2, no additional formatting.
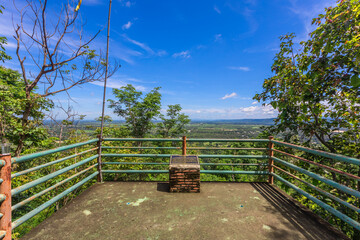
108,84,161,138
254,0,360,156
157,104,190,138
0,67,52,150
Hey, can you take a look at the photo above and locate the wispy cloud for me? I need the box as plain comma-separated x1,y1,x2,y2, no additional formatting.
182,104,277,119
121,34,167,57
214,5,221,14
214,34,222,42
221,92,237,100
83,0,103,6
172,50,191,59
119,0,132,7
252,101,258,105
122,21,132,30
226,2,258,37
228,66,250,71
288,0,337,41
90,78,146,91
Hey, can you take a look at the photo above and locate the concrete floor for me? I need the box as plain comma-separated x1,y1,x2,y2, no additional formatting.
22,182,349,240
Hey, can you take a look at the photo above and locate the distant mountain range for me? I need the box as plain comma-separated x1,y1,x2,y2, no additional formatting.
44,118,275,125
190,118,275,125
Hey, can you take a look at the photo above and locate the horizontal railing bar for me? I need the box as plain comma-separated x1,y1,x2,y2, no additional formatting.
201,163,268,166
102,146,180,150
0,231,5,239
273,149,360,181
272,165,360,213
103,138,182,142
12,164,98,211
11,155,98,196
271,173,360,231
0,194,5,203
272,156,360,199
187,147,267,150
272,140,360,166
103,138,268,143
201,155,267,159
12,139,98,164
187,139,268,142
102,162,267,166
103,170,168,174
102,170,268,175
11,147,98,179
201,170,269,175
103,162,168,165
102,154,268,159
12,171,98,229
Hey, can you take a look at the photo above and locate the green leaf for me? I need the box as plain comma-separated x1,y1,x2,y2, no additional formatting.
350,75,360,88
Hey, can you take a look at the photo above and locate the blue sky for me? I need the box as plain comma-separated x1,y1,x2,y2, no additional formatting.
1,0,336,120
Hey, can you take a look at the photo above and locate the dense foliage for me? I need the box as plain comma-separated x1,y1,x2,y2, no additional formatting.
0,67,52,151
254,1,360,238
108,84,162,138
254,0,360,158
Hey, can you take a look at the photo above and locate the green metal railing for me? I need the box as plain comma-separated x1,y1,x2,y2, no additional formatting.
0,137,359,239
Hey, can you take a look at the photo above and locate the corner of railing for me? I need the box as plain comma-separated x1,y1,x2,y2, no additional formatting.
0,153,12,240
96,135,103,183
268,136,274,184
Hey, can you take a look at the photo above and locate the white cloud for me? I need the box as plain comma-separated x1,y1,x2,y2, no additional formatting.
4,41,17,49
289,0,337,41
214,6,221,14
221,92,237,100
172,50,191,59
182,104,277,119
119,0,132,7
122,21,132,30
89,78,146,91
214,34,222,42
252,101,258,105
228,66,250,71
121,34,166,56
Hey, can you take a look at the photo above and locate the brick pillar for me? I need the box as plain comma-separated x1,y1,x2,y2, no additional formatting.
0,154,11,240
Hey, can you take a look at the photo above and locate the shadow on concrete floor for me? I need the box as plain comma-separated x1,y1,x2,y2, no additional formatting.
252,182,349,240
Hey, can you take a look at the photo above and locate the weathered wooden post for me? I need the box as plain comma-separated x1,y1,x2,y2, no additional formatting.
97,135,103,182
0,152,12,240
182,136,187,156
268,136,274,184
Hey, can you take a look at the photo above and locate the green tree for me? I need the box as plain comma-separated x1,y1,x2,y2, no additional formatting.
0,67,52,151
254,0,360,157
95,115,113,123
0,5,11,63
11,0,118,155
108,84,161,138
157,104,190,138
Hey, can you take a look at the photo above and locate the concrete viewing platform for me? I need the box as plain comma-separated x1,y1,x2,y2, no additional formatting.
22,182,349,240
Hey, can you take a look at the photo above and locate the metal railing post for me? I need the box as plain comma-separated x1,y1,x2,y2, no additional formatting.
182,136,187,156
97,135,103,182
0,153,12,240
268,136,274,184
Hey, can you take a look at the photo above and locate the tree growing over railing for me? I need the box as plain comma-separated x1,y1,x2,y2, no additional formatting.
254,0,360,157
108,84,162,138
157,104,190,138
11,0,119,156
